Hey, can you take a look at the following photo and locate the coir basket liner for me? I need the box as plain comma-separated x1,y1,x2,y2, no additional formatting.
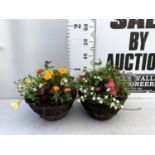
25,99,74,121
81,97,127,121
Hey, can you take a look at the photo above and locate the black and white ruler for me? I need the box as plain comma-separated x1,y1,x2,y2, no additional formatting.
68,19,96,77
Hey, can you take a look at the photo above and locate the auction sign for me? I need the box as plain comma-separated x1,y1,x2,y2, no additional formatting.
96,19,155,98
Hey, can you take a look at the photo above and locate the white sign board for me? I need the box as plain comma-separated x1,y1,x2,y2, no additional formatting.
68,19,155,98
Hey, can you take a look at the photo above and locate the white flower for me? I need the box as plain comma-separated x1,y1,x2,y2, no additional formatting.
61,78,68,85
99,99,103,104
116,100,120,104
33,88,37,92
110,102,115,108
80,96,84,102
83,89,87,93
39,83,43,88
121,105,124,109
114,106,118,110
90,92,94,95
97,97,101,100
85,79,88,83
63,78,68,83
79,87,83,91
84,95,87,98
17,83,25,92
92,97,96,100
94,76,97,79
113,98,116,102
107,88,110,92
91,87,95,91
97,76,100,79
104,95,108,99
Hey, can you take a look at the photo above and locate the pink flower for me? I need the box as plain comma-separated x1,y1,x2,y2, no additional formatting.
109,88,117,95
95,87,102,92
105,79,115,88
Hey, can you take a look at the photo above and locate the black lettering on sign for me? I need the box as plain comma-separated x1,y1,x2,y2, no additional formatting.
110,19,127,29
111,19,155,29
129,32,149,50
128,19,144,29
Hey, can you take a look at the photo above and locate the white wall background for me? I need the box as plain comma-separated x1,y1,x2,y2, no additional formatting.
0,19,68,99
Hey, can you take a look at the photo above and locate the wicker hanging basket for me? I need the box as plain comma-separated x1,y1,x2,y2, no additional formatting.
26,99,74,121
81,97,127,121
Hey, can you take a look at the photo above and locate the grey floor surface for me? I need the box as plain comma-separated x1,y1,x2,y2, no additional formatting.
0,99,155,135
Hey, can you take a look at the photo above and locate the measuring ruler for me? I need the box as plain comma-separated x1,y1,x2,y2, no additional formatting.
68,19,96,77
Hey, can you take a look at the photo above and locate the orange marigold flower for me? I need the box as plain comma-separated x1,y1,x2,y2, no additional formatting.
43,69,54,80
37,68,44,74
58,67,68,75
52,86,60,91
64,87,71,93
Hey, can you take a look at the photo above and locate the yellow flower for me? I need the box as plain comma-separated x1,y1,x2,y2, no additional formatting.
52,85,60,91
43,69,54,80
46,69,54,75
64,87,71,93
58,67,68,75
11,100,21,110
25,78,31,86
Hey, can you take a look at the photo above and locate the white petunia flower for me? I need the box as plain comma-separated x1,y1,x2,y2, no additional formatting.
110,102,115,108
97,76,100,79
113,98,116,102
90,92,94,95
114,106,118,110
63,78,68,83
80,96,84,102
85,79,88,83
94,76,97,79
33,88,37,92
79,87,83,91
107,88,110,92
91,87,95,91
116,100,120,104
99,99,103,104
84,95,87,98
97,97,101,100
121,105,124,109
39,83,43,88
104,95,108,99
83,89,87,93
92,97,96,100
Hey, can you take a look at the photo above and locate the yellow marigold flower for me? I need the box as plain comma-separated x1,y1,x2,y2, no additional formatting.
46,69,54,75
43,69,54,80
64,87,71,93
37,68,44,74
52,85,60,91
11,100,21,110
58,67,68,75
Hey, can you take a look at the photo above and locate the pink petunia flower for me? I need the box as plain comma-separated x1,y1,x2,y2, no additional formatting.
95,87,102,92
105,79,115,88
109,88,117,95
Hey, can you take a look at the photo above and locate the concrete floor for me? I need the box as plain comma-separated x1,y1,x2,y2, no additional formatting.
0,99,155,135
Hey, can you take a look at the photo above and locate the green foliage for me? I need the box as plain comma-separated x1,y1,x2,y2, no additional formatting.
15,61,76,105
77,61,135,110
